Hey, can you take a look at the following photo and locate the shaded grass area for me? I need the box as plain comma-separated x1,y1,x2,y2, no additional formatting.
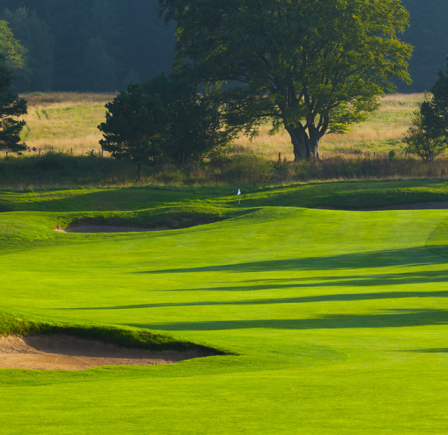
130,308,448,331
2,179,448,213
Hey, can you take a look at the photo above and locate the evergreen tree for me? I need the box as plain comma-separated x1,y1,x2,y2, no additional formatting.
402,95,447,161
0,55,27,157
98,82,171,179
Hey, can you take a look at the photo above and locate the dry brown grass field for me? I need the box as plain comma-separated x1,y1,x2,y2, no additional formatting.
16,92,423,160
20,92,116,156
233,93,422,160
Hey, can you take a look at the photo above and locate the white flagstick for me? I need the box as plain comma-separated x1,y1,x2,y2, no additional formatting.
237,188,241,205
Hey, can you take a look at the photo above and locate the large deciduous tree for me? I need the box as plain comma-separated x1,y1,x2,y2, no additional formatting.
159,0,413,161
0,54,27,157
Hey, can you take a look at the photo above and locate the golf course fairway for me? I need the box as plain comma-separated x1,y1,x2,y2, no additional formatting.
1,182,448,434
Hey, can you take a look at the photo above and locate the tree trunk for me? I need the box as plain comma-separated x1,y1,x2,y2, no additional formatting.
285,125,307,161
306,131,320,160
285,123,323,161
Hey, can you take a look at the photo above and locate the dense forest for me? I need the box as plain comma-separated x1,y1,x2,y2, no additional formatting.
0,0,446,93
0,0,175,92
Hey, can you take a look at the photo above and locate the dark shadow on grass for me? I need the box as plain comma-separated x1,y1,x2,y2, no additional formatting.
60,290,448,311
136,246,447,275
126,309,448,331
400,348,448,353
179,269,448,291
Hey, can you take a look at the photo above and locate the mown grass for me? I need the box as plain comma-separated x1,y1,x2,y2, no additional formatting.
3,179,448,213
1,186,448,433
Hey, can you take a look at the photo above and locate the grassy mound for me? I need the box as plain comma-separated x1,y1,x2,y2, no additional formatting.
0,309,220,354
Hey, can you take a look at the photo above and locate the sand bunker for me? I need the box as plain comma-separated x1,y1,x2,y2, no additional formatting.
0,335,211,371
55,219,221,233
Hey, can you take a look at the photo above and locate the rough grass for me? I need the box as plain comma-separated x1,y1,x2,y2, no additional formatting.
2,92,435,189
16,92,422,159
19,92,115,156
234,93,422,160
2,151,448,190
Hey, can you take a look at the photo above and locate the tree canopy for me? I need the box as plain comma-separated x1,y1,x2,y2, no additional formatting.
0,0,176,92
1,8,54,91
0,20,27,75
399,0,448,93
402,94,447,161
0,0,445,93
99,74,234,174
160,0,412,161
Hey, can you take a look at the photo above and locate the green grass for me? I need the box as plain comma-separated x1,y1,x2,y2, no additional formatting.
1,180,448,433
2,178,448,212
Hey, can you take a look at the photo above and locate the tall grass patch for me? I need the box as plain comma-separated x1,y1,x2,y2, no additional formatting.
2,152,448,189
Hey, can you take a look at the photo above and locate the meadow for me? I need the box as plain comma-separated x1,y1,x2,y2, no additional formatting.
17,92,422,159
19,92,115,156
1,180,448,433
0,92,438,190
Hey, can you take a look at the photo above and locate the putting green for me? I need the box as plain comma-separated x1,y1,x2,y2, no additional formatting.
1,184,448,434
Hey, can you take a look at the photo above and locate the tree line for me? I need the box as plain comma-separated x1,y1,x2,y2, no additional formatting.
2,0,448,170
0,0,446,93
0,0,175,92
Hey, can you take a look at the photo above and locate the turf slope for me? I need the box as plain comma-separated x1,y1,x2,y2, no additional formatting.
1,185,448,433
